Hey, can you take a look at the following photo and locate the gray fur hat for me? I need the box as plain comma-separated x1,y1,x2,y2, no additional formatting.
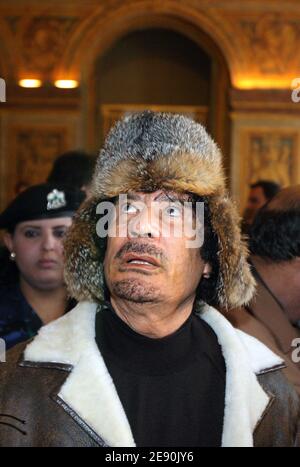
64,111,255,309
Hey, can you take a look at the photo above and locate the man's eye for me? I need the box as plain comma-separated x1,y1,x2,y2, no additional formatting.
24,230,39,238
164,205,182,218
121,203,138,214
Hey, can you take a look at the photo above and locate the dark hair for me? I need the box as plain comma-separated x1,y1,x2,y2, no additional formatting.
0,245,19,286
250,180,281,201
250,207,300,262
47,151,96,190
195,196,219,306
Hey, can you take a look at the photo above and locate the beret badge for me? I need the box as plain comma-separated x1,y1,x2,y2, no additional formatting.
47,189,66,211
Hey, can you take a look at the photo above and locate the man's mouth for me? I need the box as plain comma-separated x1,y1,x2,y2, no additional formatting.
122,254,160,267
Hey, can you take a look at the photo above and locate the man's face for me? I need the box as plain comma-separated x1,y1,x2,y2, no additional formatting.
244,186,268,225
104,190,210,306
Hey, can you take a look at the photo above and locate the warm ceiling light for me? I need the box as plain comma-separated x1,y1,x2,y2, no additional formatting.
18,79,42,88
235,77,292,90
54,79,79,89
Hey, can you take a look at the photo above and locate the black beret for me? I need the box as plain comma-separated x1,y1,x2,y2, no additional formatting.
0,183,85,230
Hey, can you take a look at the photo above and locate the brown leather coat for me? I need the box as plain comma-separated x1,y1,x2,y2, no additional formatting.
0,343,299,447
0,303,300,447
0,342,105,447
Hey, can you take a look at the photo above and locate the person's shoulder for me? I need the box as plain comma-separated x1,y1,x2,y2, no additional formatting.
0,283,20,302
0,284,22,320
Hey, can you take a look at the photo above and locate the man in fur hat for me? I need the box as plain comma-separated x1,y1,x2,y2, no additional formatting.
0,111,299,447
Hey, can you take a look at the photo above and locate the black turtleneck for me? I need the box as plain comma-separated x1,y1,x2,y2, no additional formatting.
95,304,226,447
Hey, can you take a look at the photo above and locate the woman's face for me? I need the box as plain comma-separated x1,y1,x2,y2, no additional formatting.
4,217,72,291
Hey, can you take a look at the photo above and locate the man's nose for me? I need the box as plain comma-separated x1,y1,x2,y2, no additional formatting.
128,205,160,238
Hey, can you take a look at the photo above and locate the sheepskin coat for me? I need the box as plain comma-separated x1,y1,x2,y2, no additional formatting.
0,301,299,447
1,112,297,447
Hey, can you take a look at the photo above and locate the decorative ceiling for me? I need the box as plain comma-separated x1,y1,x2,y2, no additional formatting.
0,0,299,89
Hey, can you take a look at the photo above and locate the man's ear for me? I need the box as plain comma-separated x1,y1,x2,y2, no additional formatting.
3,232,13,253
203,262,212,279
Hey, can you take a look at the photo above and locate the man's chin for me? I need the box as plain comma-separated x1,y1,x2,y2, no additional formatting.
111,279,161,303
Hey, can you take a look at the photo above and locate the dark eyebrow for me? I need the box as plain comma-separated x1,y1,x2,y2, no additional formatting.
21,225,41,230
115,192,192,203
154,193,177,202
21,224,69,230
154,192,191,203
125,193,142,201
113,193,142,204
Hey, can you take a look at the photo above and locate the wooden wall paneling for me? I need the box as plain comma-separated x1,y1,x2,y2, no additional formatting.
0,112,81,209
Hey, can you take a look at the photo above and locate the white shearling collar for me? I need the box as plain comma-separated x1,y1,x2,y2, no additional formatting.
24,301,284,447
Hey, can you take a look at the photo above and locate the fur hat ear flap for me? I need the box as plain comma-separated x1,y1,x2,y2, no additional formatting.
208,195,256,309
64,198,105,302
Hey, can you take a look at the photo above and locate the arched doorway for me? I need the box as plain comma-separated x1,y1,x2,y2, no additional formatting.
78,13,230,174
96,29,211,140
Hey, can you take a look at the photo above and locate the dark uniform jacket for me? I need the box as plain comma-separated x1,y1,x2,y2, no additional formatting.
0,284,43,350
0,302,299,447
0,284,76,350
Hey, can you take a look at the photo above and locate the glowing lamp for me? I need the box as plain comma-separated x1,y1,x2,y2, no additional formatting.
54,80,79,89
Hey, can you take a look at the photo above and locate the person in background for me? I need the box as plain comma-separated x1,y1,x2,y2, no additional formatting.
0,183,85,349
242,180,281,234
227,185,300,395
47,150,96,198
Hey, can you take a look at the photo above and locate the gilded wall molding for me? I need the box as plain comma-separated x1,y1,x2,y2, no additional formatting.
2,0,299,87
